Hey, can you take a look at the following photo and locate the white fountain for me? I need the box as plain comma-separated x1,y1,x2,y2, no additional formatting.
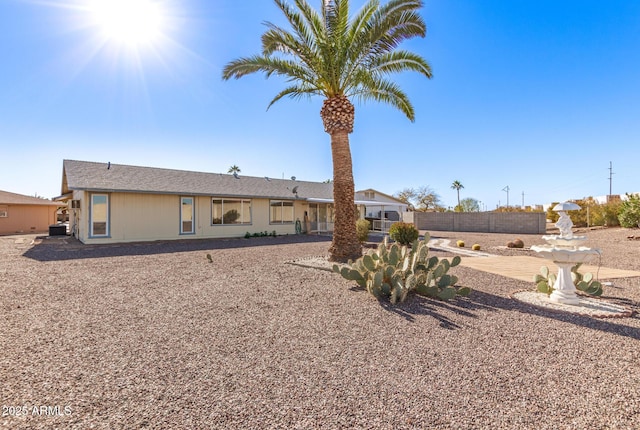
531,202,600,305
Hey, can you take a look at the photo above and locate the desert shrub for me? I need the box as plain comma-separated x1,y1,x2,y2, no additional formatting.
550,198,623,228
571,198,619,227
472,244,481,251
603,201,621,226
456,240,465,247
356,219,371,243
546,203,560,223
618,193,640,228
506,240,525,248
388,222,419,246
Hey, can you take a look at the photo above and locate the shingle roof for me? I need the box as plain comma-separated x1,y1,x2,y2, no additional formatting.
62,160,334,200
0,190,60,206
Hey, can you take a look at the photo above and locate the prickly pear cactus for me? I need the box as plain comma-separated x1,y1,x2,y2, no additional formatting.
534,266,556,295
534,263,603,297
571,263,603,296
333,235,470,304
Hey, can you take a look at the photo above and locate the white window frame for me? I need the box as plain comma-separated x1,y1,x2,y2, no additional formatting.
0,206,7,218
211,198,252,225
90,194,109,237
180,197,195,234
270,200,294,224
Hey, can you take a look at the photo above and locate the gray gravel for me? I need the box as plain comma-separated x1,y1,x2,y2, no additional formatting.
1,228,639,429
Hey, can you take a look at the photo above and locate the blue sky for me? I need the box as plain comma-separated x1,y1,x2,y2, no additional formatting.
1,0,638,209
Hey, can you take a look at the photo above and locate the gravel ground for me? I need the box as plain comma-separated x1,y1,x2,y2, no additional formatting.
1,228,639,429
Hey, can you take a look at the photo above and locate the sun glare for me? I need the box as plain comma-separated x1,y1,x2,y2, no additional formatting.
88,0,164,47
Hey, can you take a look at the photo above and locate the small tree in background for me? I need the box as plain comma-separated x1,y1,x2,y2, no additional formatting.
415,186,442,211
394,186,443,211
394,188,418,210
458,197,480,212
619,193,640,228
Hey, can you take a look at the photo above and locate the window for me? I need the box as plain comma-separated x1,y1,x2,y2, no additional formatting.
270,200,294,224
90,194,109,237
364,191,375,200
0,205,7,218
212,199,251,225
181,197,195,234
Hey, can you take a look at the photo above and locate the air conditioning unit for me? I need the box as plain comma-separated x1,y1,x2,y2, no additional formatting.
71,200,81,209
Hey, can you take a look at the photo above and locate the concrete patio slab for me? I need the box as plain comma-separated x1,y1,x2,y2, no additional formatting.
457,255,640,282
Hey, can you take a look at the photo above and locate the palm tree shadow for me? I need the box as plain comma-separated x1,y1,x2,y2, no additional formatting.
23,234,332,262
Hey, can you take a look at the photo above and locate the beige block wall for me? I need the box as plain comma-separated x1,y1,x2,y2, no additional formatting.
412,212,547,234
0,204,57,235
75,192,308,244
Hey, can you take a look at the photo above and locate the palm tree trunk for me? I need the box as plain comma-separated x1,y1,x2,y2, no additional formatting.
328,129,361,262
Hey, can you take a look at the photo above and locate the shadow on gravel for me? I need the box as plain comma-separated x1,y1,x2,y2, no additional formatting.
379,295,473,330
471,290,640,339
23,234,332,262
377,289,639,337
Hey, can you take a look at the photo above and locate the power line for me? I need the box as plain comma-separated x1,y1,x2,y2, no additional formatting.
502,186,510,207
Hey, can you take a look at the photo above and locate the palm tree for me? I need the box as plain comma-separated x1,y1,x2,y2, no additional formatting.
222,0,432,262
451,180,464,211
228,165,241,174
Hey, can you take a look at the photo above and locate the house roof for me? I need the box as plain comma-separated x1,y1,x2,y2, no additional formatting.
62,160,334,200
355,188,407,205
0,190,60,206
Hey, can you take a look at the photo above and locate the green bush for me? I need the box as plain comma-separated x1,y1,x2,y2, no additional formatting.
388,222,419,246
356,219,371,243
618,193,640,228
603,201,621,227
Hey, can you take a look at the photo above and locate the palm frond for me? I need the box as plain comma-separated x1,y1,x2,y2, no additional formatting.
223,0,430,121
267,84,322,109
349,74,415,121
369,50,432,77
222,55,315,85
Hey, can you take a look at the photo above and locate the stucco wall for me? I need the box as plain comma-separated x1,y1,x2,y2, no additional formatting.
408,212,546,234
73,192,308,244
0,204,57,235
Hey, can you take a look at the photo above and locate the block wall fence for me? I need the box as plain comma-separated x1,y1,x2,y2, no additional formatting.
402,212,546,234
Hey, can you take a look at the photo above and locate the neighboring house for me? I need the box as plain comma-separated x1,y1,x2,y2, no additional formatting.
355,189,409,231
0,190,60,235
56,160,392,244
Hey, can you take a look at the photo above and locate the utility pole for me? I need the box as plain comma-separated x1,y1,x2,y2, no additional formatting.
521,191,525,208
502,186,510,207
608,161,615,196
